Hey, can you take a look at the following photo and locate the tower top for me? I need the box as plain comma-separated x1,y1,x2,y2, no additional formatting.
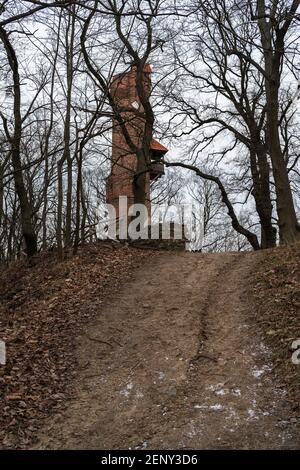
111,63,152,82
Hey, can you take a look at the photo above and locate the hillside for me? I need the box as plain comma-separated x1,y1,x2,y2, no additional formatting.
0,243,299,449
252,242,300,415
0,244,155,448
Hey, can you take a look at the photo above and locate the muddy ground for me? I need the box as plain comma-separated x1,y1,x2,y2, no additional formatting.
31,250,300,449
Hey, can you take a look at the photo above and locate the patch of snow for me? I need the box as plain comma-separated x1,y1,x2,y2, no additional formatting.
251,364,272,378
252,369,264,378
231,388,241,397
273,388,287,397
186,422,197,438
247,409,258,420
210,404,224,411
120,382,134,398
207,383,229,396
194,404,208,410
207,383,224,391
259,342,272,356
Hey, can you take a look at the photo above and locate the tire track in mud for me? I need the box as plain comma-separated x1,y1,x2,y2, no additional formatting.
34,251,299,450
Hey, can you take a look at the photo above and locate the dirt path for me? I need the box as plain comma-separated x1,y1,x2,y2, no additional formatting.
34,252,299,450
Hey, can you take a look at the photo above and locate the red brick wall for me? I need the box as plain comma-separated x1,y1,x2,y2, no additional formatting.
106,65,152,219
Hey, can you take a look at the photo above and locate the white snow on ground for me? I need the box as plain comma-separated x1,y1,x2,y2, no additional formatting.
252,364,272,378
247,409,258,420
209,404,224,411
157,371,166,381
120,381,134,397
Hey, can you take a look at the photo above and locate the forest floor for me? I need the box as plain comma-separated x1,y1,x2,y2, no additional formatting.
0,243,300,449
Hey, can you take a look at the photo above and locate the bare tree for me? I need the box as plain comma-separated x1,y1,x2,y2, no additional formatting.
0,25,37,256
80,0,166,206
164,160,260,250
195,0,300,243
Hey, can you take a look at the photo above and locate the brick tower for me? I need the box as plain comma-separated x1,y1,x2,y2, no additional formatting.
106,64,168,222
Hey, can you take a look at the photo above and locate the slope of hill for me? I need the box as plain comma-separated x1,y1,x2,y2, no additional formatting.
0,242,299,449
252,242,300,415
0,244,155,448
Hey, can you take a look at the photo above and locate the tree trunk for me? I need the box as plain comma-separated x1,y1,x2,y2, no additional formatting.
265,79,299,243
64,8,75,248
257,5,300,244
73,140,83,255
133,149,148,206
249,143,277,249
42,12,61,250
56,8,75,258
0,26,37,257
56,159,64,258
